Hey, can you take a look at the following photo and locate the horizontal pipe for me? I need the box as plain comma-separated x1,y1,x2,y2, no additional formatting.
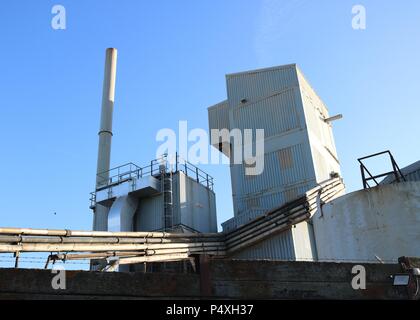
119,253,190,265
0,235,223,246
51,251,145,260
0,228,220,239
0,241,226,253
0,178,344,264
50,247,225,264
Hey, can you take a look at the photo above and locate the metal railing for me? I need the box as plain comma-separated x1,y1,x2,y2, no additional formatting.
358,150,406,189
91,154,214,207
176,155,214,190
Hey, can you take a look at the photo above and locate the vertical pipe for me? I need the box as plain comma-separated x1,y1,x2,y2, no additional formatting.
96,48,118,187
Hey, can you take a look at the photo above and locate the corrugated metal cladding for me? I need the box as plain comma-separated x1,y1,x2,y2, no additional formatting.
235,143,314,196
232,88,301,138
297,67,341,182
232,230,295,260
226,64,299,108
404,170,420,182
222,181,314,232
208,100,230,132
381,160,420,184
210,64,341,239
208,100,231,157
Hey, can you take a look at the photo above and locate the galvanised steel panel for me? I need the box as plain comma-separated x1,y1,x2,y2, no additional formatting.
134,194,164,232
177,172,218,233
232,229,295,260
226,64,299,108
133,172,217,233
232,88,301,139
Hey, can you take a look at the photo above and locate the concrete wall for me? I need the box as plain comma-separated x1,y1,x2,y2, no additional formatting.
313,181,420,262
0,259,409,299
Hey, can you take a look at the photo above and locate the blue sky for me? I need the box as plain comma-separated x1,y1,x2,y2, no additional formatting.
0,0,419,241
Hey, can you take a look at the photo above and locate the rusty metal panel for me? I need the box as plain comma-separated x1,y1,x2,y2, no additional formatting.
226,64,299,108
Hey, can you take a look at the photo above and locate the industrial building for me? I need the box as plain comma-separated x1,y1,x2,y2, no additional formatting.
208,64,344,261
88,50,420,266
0,48,419,282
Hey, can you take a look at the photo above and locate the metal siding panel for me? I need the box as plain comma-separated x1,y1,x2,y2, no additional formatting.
232,230,295,260
178,172,218,233
291,221,317,261
226,65,299,108
297,67,341,181
407,170,420,182
208,100,230,131
134,171,217,233
222,181,315,232
232,88,301,138
234,143,316,210
382,161,420,184
135,194,164,231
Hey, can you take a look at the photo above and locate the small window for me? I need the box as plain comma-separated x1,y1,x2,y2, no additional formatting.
246,197,260,209
278,147,293,169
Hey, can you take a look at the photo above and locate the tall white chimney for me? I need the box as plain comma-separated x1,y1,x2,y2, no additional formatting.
96,48,118,187
93,48,118,232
